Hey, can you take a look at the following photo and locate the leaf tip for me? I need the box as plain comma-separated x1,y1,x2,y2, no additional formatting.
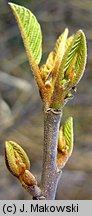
5,140,12,151
65,27,69,34
8,2,16,11
76,29,86,40
8,2,13,7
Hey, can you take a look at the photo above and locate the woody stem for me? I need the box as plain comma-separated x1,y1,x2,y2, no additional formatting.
41,109,62,199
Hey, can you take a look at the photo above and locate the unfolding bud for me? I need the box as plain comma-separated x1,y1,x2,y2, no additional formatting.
5,141,30,177
57,117,73,169
58,126,66,151
22,170,37,186
50,30,87,109
63,117,73,155
58,117,73,154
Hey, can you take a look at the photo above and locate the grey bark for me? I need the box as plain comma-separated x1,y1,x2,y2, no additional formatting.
41,109,62,199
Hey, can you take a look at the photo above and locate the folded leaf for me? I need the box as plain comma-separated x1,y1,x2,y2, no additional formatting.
72,31,87,86
40,28,69,83
53,28,68,60
58,30,87,86
40,51,54,81
63,33,81,73
52,28,68,81
9,3,42,65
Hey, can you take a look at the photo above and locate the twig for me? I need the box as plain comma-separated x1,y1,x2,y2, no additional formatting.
41,108,62,199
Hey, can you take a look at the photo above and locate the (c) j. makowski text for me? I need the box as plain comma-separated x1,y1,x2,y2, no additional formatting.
19,203,79,213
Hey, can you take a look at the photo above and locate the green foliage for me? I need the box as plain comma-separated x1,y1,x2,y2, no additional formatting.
9,3,87,109
5,3,87,199
9,3,42,65
51,30,87,109
59,30,87,87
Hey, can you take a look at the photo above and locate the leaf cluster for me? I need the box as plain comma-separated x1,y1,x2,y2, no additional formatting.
9,3,87,109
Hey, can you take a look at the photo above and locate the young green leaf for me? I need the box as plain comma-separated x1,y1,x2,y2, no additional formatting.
8,2,47,99
63,33,81,73
58,30,87,86
72,31,87,86
9,3,42,65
